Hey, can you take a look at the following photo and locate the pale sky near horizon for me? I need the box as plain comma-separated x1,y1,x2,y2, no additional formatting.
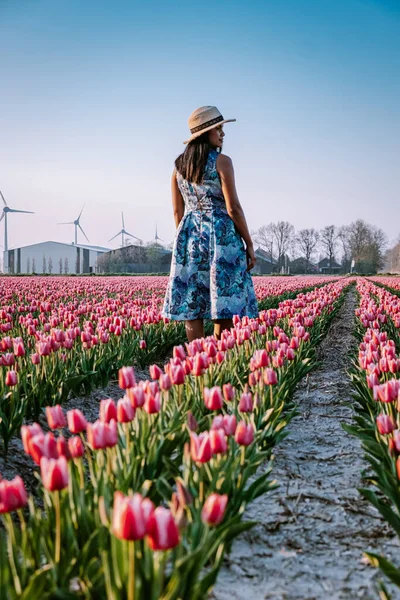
1,0,399,252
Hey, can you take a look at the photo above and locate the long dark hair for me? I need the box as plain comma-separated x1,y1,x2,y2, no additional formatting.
175,132,215,184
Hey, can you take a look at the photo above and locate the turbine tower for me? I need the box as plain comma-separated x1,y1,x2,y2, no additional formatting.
0,190,34,273
58,205,90,245
109,212,141,247
154,221,163,246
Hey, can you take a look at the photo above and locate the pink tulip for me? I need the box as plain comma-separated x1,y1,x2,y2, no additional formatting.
21,423,42,454
203,386,223,411
171,365,185,385
235,421,254,446
150,364,163,380
67,409,87,434
263,368,278,386
68,436,85,459
5,370,18,387
201,493,228,526
146,507,180,551
159,373,172,391
209,428,228,454
30,353,40,365
376,414,395,435
222,383,235,402
222,415,237,436
46,405,67,429
0,476,28,514
100,399,118,423
112,491,150,541
117,397,135,423
87,419,118,449
187,411,198,432
239,391,253,413
118,366,136,389
144,391,161,414
173,345,186,360
139,340,147,350
190,432,212,463
56,435,72,460
40,456,69,491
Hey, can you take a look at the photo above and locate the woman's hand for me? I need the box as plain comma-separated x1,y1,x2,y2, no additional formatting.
246,244,256,272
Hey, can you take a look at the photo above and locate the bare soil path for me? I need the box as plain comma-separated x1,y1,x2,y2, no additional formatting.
213,288,399,600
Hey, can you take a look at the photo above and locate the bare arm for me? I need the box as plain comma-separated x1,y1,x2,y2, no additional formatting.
171,169,185,228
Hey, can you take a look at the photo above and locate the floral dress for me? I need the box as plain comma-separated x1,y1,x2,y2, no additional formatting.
162,149,258,321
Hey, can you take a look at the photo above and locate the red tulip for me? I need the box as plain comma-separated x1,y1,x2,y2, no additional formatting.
40,456,69,491
13,339,25,357
144,391,161,414
159,373,172,391
222,383,235,402
209,428,227,455
201,493,228,526
146,507,180,551
376,414,395,435
5,370,18,387
203,386,223,411
46,405,67,429
139,340,147,350
68,436,85,459
171,365,185,385
190,432,212,463
21,423,42,454
150,364,163,380
0,476,28,514
126,385,145,408
263,368,278,386
30,353,40,365
117,397,135,423
235,421,254,446
87,419,118,449
112,491,151,541
56,435,72,459
239,391,253,413
100,399,118,423
173,345,186,360
118,366,136,390
222,415,237,436
67,409,87,434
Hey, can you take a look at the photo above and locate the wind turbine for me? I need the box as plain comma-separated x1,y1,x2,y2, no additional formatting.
58,205,90,245
0,190,35,273
109,212,141,247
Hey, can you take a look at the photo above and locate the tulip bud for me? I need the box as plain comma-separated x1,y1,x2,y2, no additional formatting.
67,409,87,434
222,415,237,436
100,399,118,423
239,391,253,413
222,383,235,402
68,436,85,459
126,385,145,408
173,345,186,360
263,368,278,386
5,370,18,387
203,386,223,410
87,419,118,449
118,366,136,390
234,421,254,446
171,365,185,385
40,456,69,491
159,373,172,391
150,364,163,380
144,391,161,414
46,405,67,429
376,414,395,435
209,428,228,455
146,507,180,551
139,340,147,350
112,491,149,541
201,493,228,526
0,476,28,514
117,397,135,423
187,411,198,432
30,353,40,365
56,435,71,460
21,423,42,454
190,432,212,463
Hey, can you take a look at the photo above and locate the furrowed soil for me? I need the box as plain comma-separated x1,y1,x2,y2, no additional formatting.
212,288,400,600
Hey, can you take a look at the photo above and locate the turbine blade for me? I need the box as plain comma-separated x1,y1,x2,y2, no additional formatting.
122,211,125,228
124,231,141,241
0,191,7,207
58,221,75,225
78,203,85,220
0,212,4,223
108,231,122,242
78,224,90,243
7,209,34,214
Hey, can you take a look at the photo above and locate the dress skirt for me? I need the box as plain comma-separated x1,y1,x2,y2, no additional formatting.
162,206,259,321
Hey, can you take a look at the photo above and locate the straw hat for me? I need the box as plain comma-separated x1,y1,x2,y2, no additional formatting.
184,106,236,144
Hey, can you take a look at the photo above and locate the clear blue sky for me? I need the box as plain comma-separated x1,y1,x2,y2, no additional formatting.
1,0,399,251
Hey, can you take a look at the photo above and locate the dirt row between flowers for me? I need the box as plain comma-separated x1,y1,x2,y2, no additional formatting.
212,287,400,600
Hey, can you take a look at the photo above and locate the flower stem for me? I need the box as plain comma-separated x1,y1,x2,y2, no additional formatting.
128,540,135,600
5,514,22,595
54,490,61,565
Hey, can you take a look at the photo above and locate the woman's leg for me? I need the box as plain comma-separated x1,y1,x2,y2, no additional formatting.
214,318,233,340
185,319,204,342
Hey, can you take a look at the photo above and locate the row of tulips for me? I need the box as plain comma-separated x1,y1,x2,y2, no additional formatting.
0,279,349,599
345,278,400,596
0,276,335,454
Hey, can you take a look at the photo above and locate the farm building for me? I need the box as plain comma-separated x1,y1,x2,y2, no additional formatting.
5,241,110,274
253,248,278,274
318,257,342,274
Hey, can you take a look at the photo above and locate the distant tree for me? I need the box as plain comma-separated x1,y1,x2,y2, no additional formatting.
64,257,69,274
42,255,47,274
385,236,400,273
48,257,53,274
32,258,36,273
337,226,352,272
270,221,295,272
319,225,339,272
296,228,319,273
59,257,63,274
347,219,387,273
252,224,275,266
26,257,31,274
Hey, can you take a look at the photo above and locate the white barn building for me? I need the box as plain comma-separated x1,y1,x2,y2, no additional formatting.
5,241,110,274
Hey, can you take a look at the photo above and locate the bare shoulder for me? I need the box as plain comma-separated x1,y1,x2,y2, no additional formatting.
216,153,234,174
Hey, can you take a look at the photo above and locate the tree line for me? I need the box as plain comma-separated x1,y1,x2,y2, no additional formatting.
252,219,391,274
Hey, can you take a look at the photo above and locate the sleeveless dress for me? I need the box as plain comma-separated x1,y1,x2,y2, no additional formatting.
162,149,259,321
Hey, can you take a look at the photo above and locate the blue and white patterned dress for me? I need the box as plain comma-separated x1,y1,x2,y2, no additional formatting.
162,149,258,321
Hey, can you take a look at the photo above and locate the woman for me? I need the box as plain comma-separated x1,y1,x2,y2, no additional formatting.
162,105,258,342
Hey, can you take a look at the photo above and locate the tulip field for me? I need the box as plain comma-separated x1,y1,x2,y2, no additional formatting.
1,274,400,598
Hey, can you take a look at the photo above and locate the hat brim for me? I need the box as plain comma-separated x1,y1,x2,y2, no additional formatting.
183,119,236,144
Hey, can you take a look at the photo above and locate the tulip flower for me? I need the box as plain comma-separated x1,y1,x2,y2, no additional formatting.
187,411,198,432
112,491,150,541
209,428,228,455
100,399,118,423
46,405,67,430
171,365,185,385
67,408,87,434
144,391,161,414
159,373,172,391
5,370,18,387
376,414,395,435
126,385,145,408
118,366,136,389
239,391,253,413
190,432,212,463
222,415,237,436
203,386,223,410
68,436,85,459
21,422,42,454
222,383,236,402
235,421,255,446
117,397,135,423
56,435,72,460
173,345,186,360
87,419,118,449
146,506,180,551
0,476,28,514
150,364,163,380
30,352,40,365
40,456,69,492
263,368,278,386
201,493,228,526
